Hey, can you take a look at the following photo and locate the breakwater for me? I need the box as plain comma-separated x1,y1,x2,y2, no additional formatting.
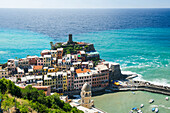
110,80,170,96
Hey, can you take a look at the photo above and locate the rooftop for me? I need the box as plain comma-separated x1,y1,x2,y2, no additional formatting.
44,55,51,58
27,55,38,59
33,65,43,70
76,69,91,74
57,48,63,51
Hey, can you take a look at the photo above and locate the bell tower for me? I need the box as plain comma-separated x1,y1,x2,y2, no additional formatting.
80,82,94,108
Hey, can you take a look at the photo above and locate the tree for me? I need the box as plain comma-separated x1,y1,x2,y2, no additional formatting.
63,103,72,112
0,78,7,94
66,50,71,54
19,105,29,113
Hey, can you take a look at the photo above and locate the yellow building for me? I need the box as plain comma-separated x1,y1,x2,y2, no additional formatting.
43,55,51,67
0,67,9,78
63,72,67,92
48,68,55,72
46,72,58,92
50,50,57,58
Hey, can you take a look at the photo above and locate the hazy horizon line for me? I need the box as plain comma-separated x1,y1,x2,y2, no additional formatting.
0,7,170,9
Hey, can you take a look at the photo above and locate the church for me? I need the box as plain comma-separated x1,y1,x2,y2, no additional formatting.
69,82,106,113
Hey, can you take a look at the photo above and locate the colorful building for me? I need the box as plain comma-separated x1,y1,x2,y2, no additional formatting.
33,65,43,75
92,65,109,88
43,55,51,67
37,56,44,66
26,55,38,65
57,48,63,59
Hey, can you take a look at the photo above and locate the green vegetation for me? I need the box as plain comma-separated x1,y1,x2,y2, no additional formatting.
0,78,83,113
88,57,100,66
51,42,88,55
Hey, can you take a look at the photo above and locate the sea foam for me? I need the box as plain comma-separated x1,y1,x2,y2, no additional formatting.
0,51,8,54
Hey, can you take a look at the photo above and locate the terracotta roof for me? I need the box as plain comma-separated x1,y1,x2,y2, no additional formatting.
76,69,91,74
33,66,43,70
77,42,85,44
63,59,66,62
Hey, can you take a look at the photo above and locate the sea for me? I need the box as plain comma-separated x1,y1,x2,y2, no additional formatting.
0,8,170,112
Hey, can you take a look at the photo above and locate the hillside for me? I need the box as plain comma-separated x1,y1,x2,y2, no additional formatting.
0,78,83,113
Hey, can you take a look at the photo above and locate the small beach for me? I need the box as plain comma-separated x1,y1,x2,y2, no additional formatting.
92,91,170,113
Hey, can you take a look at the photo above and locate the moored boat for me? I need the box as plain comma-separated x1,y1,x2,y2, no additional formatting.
140,104,144,108
165,97,169,101
129,110,133,113
137,109,142,113
155,108,159,113
132,107,137,111
149,99,154,104
152,107,155,112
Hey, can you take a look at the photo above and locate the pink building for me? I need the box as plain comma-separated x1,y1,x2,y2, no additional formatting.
74,69,92,90
37,56,44,66
67,67,75,91
27,55,38,65
92,65,109,88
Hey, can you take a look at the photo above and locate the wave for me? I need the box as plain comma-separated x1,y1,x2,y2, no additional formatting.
121,69,170,87
132,73,170,87
0,51,8,54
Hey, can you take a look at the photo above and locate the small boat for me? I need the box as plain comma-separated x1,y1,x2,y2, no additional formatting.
129,110,133,113
155,108,159,113
149,99,154,104
132,92,135,95
132,107,137,111
137,110,142,113
165,97,169,101
140,104,144,108
152,107,155,112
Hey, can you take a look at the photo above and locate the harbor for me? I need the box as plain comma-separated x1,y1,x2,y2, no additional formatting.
92,91,170,113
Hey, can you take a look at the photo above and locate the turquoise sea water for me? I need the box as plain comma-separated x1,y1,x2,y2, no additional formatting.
73,28,170,86
0,27,170,113
0,29,53,63
0,28,170,86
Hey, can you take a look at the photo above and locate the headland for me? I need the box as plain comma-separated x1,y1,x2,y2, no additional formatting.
0,34,170,113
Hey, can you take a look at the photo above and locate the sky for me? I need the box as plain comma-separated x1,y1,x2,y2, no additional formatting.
0,0,170,8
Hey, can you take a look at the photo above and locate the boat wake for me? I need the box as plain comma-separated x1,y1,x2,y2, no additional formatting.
151,105,170,110
159,105,170,110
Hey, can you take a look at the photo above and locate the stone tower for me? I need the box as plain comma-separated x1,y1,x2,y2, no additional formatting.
81,82,94,109
67,34,73,44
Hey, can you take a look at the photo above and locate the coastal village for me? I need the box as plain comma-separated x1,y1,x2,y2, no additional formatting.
0,34,123,113
0,34,170,113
